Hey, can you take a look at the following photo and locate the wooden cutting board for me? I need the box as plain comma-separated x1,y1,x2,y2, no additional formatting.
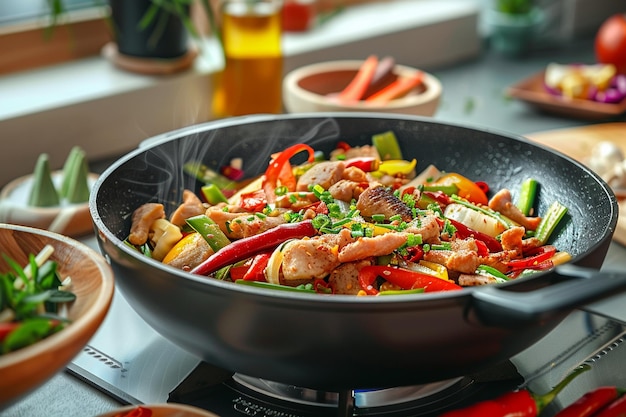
525,122,626,246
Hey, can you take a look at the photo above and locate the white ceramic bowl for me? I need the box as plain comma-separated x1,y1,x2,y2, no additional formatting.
0,171,98,237
0,224,114,409
283,60,442,116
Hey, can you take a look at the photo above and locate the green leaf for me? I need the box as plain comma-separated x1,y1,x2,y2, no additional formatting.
2,318,56,354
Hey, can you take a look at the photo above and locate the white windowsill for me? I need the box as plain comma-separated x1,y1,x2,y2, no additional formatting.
0,0,481,187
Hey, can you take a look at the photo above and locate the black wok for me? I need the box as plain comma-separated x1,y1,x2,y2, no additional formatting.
90,113,624,391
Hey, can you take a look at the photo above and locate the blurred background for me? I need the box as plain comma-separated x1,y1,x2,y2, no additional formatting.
0,0,623,187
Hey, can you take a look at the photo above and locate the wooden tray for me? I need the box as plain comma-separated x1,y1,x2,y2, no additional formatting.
507,71,626,120
526,123,626,245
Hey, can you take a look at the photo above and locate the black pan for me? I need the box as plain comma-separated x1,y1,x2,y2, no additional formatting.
90,113,625,391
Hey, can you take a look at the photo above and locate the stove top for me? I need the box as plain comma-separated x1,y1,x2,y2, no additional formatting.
67,285,626,417
67,239,626,417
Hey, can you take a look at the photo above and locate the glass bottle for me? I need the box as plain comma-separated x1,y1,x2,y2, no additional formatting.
212,0,283,117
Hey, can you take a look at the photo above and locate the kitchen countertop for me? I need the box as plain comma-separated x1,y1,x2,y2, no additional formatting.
3,35,626,417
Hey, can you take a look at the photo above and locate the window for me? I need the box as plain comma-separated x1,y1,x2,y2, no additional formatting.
0,0,110,75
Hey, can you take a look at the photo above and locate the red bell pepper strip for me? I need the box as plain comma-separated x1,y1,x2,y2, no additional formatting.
345,157,380,172
593,391,626,417
239,189,268,212
338,55,379,102
366,71,424,103
505,245,557,272
358,265,461,295
262,144,315,205
191,220,317,276
439,364,590,417
242,251,272,281
554,386,624,417
447,218,503,253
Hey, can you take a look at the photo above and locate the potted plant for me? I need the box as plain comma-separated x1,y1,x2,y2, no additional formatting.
48,0,218,72
484,0,544,57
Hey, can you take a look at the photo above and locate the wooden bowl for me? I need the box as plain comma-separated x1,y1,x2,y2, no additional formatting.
96,404,220,417
0,224,114,409
283,60,442,116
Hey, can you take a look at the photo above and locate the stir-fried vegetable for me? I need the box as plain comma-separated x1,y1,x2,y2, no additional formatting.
0,245,75,355
125,132,571,296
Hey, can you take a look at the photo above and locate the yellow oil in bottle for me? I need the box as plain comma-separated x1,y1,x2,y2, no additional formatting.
213,1,283,117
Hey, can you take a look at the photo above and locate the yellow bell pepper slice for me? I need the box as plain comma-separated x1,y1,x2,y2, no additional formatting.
376,159,417,176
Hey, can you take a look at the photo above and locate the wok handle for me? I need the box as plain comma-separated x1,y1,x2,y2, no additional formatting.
469,264,626,327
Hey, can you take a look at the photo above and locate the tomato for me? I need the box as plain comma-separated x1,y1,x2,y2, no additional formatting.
595,13,626,74
282,0,316,32
430,173,489,205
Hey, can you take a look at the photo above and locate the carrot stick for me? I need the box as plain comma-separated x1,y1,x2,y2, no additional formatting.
338,55,379,103
366,71,424,104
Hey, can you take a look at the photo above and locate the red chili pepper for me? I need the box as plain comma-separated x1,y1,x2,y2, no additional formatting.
112,406,153,417
440,391,536,417
554,386,622,417
440,364,590,417
191,220,318,276
505,245,556,272
262,144,315,204
345,157,380,172
593,391,626,417
239,189,267,212
447,217,503,253
358,265,461,295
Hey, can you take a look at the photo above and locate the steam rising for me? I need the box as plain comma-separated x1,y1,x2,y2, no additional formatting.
120,117,343,213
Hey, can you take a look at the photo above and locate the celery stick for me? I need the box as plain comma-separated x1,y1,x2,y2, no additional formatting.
516,178,537,216
535,201,568,245
28,154,60,207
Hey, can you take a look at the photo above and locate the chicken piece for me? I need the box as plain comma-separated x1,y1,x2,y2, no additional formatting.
423,239,481,275
356,185,413,222
480,249,520,273
328,179,368,202
169,189,206,227
338,232,408,263
328,260,373,295
206,206,287,239
275,192,318,210
128,203,165,245
405,213,442,243
342,166,369,182
296,161,345,192
458,274,498,286
281,229,354,283
500,226,525,254
488,189,542,231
